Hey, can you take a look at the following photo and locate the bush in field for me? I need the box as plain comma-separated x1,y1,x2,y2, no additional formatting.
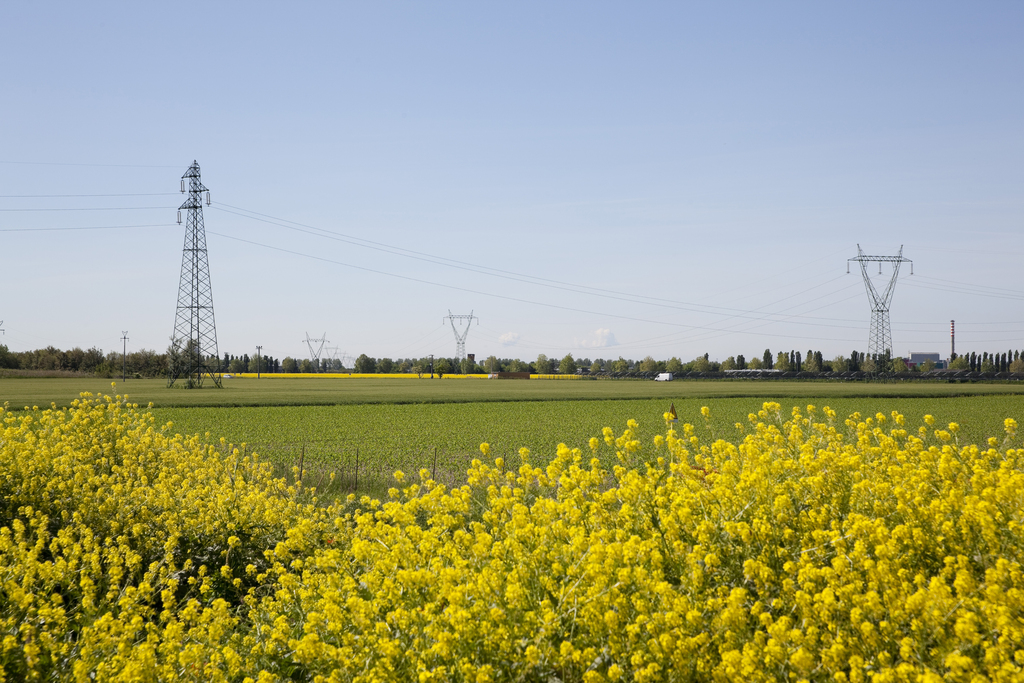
1,394,1022,681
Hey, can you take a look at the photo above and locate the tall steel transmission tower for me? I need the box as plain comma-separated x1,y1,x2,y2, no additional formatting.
304,332,328,372
168,161,221,388
444,310,477,360
848,244,912,358
324,346,339,371
323,346,352,371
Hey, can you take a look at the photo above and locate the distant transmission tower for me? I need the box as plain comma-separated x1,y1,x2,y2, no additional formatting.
323,347,353,371
168,161,221,388
304,332,328,372
848,244,912,357
443,310,477,360
324,346,339,371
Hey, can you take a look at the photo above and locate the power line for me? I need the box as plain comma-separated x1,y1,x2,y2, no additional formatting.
204,230,881,344
910,275,1024,298
210,202,879,327
902,280,1024,302
221,202,954,339
610,277,868,352
391,324,448,357
0,223,174,232
700,245,854,306
0,192,178,198
0,161,179,168
914,244,1024,258
625,288,869,351
0,206,175,212
207,215,1015,348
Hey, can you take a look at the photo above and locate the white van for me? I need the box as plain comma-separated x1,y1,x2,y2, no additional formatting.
654,372,673,381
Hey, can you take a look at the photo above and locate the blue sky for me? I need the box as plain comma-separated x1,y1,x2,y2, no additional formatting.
2,2,1022,364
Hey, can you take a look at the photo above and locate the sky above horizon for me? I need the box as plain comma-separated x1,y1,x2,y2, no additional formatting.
2,2,1022,365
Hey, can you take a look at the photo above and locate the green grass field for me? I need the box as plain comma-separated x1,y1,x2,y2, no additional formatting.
156,394,1024,498
7,376,1023,499
3,375,1024,409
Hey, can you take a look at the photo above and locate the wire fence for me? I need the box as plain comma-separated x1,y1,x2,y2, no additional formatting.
243,439,528,499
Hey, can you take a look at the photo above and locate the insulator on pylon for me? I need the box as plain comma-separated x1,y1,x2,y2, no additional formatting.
205,191,211,206
177,210,181,224
181,180,185,193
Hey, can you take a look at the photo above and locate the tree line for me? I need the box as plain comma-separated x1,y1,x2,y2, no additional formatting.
4,344,1024,377
0,345,167,377
323,348,1024,375
948,350,1024,373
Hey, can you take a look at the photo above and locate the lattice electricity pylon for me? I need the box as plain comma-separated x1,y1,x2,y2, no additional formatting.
323,346,339,371
443,310,477,361
304,332,328,372
848,244,912,358
168,161,221,388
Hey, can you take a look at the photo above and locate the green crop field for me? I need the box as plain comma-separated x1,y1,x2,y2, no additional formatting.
6,376,1023,499
2,375,1024,409
153,394,1024,498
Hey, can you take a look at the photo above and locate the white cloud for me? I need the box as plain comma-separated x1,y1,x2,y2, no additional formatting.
578,328,617,349
499,332,520,346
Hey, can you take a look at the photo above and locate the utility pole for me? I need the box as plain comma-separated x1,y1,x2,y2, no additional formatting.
256,345,262,378
443,310,477,361
121,331,129,381
847,245,912,358
168,161,221,388
429,354,434,379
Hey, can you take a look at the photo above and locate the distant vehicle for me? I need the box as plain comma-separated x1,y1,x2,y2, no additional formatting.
223,373,233,378
654,372,673,381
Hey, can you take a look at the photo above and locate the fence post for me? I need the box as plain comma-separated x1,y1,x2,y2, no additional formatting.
354,447,359,493
431,446,438,481
298,442,305,485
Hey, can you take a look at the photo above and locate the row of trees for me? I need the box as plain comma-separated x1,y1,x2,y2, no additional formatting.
352,355,483,375
480,348,1024,375
0,345,167,377
4,344,1024,377
211,348,1024,376
338,350,928,375
949,350,1024,373
221,353,281,374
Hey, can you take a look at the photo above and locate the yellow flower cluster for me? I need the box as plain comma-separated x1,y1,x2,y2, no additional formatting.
0,390,339,681
1,394,1022,682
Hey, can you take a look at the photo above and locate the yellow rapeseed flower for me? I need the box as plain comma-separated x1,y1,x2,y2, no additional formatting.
1,394,1021,681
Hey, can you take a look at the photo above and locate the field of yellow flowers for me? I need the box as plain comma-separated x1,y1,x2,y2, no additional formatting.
1,391,1022,682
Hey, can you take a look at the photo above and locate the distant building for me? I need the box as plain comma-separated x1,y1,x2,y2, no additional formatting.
908,352,947,370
